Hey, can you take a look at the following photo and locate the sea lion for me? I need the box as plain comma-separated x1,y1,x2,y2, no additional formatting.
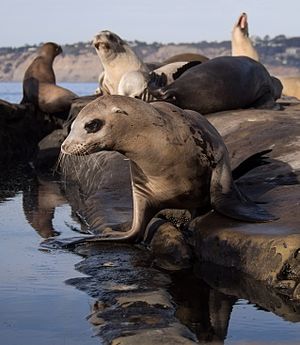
117,61,201,101
231,13,298,100
148,56,282,114
59,95,276,243
231,12,259,61
93,30,150,95
21,42,78,115
93,30,199,100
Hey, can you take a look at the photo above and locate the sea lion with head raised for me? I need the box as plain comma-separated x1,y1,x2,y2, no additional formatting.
59,95,276,244
231,12,259,61
93,30,150,95
149,56,282,114
93,30,200,100
21,42,78,115
231,13,298,100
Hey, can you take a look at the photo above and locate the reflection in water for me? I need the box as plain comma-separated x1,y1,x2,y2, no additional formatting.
0,164,99,345
169,265,300,344
23,175,66,238
170,271,236,344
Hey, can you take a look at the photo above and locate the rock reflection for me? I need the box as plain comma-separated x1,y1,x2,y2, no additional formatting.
170,270,236,344
169,264,300,344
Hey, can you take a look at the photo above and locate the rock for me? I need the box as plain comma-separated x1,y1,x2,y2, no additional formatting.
0,99,63,163
147,218,193,271
189,104,300,289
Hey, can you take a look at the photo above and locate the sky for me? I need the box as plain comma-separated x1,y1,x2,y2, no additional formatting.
1,0,300,47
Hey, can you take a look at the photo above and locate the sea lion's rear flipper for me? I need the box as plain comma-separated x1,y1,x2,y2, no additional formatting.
210,158,278,222
172,61,202,80
147,72,176,102
231,149,272,181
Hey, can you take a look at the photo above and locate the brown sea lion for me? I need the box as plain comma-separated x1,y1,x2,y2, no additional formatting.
231,12,259,61
57,95,276,244
148,56,282,114
21,42,78,115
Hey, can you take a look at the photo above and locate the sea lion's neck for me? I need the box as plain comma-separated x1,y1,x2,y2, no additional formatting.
231,28,259,62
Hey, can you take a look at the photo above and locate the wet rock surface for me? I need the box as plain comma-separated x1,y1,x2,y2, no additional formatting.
64,242,300,344
189,103,300,296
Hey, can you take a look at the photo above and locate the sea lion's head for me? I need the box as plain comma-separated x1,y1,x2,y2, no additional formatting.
61,95,154,156
234,13,249,37
39,42,62,58
93,30,127,61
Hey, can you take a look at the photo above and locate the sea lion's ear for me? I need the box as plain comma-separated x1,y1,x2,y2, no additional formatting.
112,106,128,115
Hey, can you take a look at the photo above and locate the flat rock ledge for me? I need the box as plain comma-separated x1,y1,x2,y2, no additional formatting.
188,103,300,299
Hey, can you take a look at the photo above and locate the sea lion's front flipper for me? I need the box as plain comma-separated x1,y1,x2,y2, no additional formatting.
210,157,278,222
41,194,156,249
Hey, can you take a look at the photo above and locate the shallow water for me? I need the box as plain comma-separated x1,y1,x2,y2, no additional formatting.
1,82,300,344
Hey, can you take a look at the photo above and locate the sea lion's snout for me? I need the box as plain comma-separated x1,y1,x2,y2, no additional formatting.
61,140,85,156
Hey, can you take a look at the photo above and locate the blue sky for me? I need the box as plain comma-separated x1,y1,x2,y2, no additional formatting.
1,0,299,47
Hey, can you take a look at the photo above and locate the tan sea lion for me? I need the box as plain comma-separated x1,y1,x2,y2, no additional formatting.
231,12,259,61
93,30,200,100
21,42,78,115
149,56,282,114
58,95,276,244
93,30,150,95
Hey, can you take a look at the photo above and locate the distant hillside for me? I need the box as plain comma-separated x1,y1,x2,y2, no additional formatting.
0,35,299,82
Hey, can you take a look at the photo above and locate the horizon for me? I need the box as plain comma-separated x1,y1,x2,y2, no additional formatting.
1,33,298,50
1,0,300,48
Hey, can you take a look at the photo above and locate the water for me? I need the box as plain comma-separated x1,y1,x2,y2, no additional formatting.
0,81,98,103
0,82,300,344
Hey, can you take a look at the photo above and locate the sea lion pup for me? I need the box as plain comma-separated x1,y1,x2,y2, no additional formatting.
148,56,282,114
93,30,150,95
60,95,276,244
231,12,259,61
21,42,78,114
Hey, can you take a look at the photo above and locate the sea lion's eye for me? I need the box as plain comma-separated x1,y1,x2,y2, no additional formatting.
84,119,104,133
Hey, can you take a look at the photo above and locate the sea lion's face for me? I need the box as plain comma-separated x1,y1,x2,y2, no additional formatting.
234,13,249,37
40,42,62,58
93,30,127,60
61,95,143,156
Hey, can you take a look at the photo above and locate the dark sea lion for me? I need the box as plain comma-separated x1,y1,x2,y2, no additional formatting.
58,95,276,244
231,12,259,61
230,13,298,100
21,42,78,114
148,56,283,114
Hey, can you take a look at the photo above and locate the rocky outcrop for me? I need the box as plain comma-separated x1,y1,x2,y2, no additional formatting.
0,99,64,162
1,36,300,82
